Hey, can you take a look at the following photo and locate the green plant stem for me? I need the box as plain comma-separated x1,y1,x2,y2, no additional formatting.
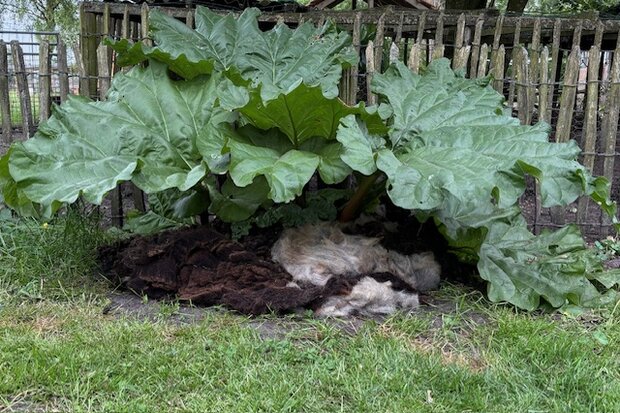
338,172,381,223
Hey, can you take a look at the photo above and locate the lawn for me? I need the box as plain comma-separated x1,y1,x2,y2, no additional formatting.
1,213,619,412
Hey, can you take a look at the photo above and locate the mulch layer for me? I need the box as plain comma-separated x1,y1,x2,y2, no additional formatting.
98,212,478,316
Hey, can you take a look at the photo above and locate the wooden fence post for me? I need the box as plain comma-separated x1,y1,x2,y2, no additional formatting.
0,41,12,145
490,14,504,93
373,13,385,74
538,46,550,125
514,46,530,125
38,40,51,122
349,12,361,104
469,14,484,78
507,18,522,109
477,43,488,77
79,3,99,98
366,41,376,105
57,40,70,103
555,46,579,143
546,19,561,122
577,45,602,225
528,18,541,121
10,41,34,139
431,12,444,61
490,45,505,94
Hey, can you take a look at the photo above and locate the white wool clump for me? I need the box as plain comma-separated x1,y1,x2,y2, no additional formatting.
316,277,421,317
271,223,441,317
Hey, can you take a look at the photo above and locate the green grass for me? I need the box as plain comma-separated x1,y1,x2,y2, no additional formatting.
1,214,620,412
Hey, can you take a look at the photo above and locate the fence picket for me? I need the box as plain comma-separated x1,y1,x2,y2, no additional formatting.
350,12,361,104
407,42,422,73
432,12,444,61
373,13,385,74
547,19,561,122
507,18,522,109
528,18,541,122
490,44,505,93
538,46,550,124
514,46,530,125
0,41,11,145
57,40,70,103
38,40,51,122
577,45,602,224
10,41,34,139
550,46,580,226
476,43,488,77
366,41,376,105
469,14,484,77
601,35,620,233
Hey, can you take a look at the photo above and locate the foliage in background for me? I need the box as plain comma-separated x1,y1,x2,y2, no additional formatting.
0,0,93,44
0,6,619,311
494,0,620,13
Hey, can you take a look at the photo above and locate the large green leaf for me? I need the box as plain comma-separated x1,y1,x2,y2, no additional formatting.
6,61,228,207
124,188,207,235
109,7,357,102
225,126,351,203
108,8,262,79
0,149,41,217
372,60,510,148
227,139,319,203
206,176,270,222
478,220,604,310
240,84,370,145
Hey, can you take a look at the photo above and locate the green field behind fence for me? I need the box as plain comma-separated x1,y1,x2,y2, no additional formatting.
1,90,41,128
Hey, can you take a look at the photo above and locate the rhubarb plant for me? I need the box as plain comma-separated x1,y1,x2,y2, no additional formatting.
1,6,619,310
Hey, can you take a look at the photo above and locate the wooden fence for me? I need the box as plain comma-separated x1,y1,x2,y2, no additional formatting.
3,1,620,236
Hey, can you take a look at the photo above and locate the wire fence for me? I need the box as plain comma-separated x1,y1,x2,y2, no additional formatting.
0,31,80,139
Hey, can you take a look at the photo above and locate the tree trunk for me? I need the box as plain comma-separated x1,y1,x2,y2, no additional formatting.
506,0,529,12
445,0,487,9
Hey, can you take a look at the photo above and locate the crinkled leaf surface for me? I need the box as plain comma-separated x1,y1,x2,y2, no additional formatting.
336,114,385,176
109,6,357,102
368,60,603,216
7,61,228,207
